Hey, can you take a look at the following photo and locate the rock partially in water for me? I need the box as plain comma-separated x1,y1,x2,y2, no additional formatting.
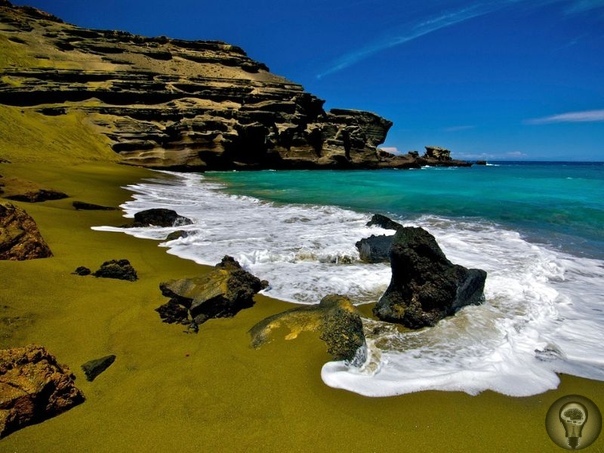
250,294,365,361
356,214,402,262
366,213,402,231
165,230,188,241
355,234,393,263
157,256,267,328
421,146,472,167
0,345,85,439
374,226,487,329
0,201,53,260
131,208,192,228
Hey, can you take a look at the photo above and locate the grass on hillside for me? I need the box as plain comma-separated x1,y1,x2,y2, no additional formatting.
0,105,119,163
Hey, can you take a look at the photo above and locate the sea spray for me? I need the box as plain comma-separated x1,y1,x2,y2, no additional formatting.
94,165,604,397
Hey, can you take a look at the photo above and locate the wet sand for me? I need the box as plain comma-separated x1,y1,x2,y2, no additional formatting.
2,161,604,452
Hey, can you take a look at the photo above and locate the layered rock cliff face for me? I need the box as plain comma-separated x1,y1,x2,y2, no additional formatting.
0,2,437,170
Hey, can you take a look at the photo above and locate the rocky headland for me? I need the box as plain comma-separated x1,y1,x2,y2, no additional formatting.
0,1,470,170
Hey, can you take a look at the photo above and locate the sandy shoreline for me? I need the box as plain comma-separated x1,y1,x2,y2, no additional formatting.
2,161,604,452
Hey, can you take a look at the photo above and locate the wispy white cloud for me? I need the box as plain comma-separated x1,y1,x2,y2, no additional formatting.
506,151,528,158
316,1,515,79
525,109,604,124
444,125,476,132
316,0,528,79
564,0,604,13
455,152,491,159
316,0,604,79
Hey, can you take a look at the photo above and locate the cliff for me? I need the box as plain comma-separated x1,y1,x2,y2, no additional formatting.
0,2,469,170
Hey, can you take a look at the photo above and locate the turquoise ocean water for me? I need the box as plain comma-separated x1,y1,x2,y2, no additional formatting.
210,162,604,260
96,161,604,397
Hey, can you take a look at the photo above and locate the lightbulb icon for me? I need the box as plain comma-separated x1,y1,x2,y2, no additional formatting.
559,402,588,450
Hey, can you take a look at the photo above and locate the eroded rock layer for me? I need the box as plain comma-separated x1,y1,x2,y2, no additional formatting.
0,2,443,170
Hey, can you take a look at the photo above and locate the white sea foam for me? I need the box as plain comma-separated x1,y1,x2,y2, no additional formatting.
94,171,604,397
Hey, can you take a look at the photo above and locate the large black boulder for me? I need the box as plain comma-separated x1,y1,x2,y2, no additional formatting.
373,226,486,328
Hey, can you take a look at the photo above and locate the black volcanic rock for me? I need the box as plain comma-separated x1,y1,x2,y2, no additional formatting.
81,355,116,382
4,189,68,203
93,259,138,281
366,214,402,231
373,226,486,328
355,235,393,263
72,201,117,211
131,208,192,228
356,214,402,263
73,266,91,276
157,256,267,328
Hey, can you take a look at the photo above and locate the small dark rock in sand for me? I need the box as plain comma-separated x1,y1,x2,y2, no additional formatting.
73,266,91,276
81,355,116,382
5,189,68,203
72,201,117,211
93,259,138,282
156,301,190,325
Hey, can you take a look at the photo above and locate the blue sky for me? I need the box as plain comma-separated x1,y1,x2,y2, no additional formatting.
12,0,604,161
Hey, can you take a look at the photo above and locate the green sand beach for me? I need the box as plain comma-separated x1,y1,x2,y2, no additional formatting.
2,0,604,449
2,155,604,451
